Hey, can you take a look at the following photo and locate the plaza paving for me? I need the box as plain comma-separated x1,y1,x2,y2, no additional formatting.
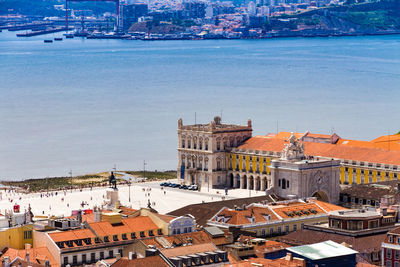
0,179,267,217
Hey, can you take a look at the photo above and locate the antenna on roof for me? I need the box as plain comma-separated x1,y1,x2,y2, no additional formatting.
276,121,279,134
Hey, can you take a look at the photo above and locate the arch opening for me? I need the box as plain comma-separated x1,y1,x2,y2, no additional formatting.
312,191,329,202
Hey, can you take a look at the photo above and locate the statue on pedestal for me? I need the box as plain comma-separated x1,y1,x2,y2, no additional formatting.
109,172,117,189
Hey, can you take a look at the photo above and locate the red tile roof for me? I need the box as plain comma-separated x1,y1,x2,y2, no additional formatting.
49,229,95,243
89,221,131,236
223,257,305,267
237,136,400,166
270,203,325,219
0,247,58,267
121,216,158,233
111,255,169,267
161,243,218,258
214,206,279,225
141,230,213,248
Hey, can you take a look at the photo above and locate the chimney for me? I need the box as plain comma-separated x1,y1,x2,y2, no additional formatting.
285,252,293,261
94,207,101,222
247,119,252,128
77,210,82,224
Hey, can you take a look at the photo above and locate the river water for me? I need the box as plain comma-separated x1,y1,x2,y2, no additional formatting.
0,30,399,180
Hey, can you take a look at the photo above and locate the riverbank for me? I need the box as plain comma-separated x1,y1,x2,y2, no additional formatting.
0,170,176,193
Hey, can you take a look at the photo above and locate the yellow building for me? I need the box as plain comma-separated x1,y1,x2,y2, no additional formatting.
226,132,400,187
0,224,33,250
207,199,346,237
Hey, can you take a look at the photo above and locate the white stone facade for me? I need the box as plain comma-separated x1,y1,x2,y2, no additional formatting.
177,116,252,189
268,133,341,203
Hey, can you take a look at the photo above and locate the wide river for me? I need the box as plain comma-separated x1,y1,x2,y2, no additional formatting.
0,30,399,180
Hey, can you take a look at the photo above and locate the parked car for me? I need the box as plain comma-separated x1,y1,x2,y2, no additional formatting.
193,185,198,190
160,182,167,186
180,185,188,189
188,185,198,190
171,183,180,188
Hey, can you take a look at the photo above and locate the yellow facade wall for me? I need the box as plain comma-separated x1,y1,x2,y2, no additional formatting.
0,224,33,250
232,154,236,170
252,157,257,173
348,168,353,184
340,167,345,184
365,170,369,184
266,158,271,174
381,171,385,182
260,158,264,174
356,169,361,184
390,172,394,181
373,170,377,183
245,156,250,172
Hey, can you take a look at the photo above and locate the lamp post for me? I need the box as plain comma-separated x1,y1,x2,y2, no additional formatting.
128,177,131,202
143,160,147,180
69,170,73,193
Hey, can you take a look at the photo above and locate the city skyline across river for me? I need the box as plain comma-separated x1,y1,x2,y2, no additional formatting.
0,30,399,180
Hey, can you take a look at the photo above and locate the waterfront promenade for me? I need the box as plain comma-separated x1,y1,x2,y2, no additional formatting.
0,180,266,217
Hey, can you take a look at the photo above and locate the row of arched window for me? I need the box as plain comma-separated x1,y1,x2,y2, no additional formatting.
181,154,209,170
229,160,269,174
181,135,249,151
181,136,209,150
278,178,289,189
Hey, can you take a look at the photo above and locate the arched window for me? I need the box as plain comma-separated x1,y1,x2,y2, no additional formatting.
204,157,209,170
181,155,185,168
193,137,197,149
205,138,209,150
217,159,221,170
187,158,191,168
282,178,286,189
242,158,246,172
188,137,192,149
223,137,227,150
217,138,221,151
182,137,185,148
199,157,203,170
192,156,196,168
199,138,203,150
